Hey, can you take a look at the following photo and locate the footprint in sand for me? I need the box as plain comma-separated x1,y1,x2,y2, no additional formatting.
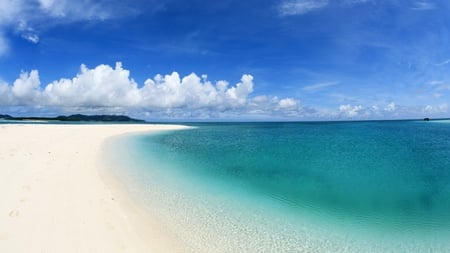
9,210,20,218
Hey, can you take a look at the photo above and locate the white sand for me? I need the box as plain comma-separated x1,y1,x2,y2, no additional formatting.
0,124,189,253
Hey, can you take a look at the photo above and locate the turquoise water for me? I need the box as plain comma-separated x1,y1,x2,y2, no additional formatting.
106,120,450,252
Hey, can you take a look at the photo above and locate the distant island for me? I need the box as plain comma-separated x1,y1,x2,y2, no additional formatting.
0,114,145,122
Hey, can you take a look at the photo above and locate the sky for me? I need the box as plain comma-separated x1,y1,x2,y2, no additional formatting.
1,0,450,120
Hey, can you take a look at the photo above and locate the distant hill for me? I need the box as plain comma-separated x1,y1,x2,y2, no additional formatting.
0,114,13,120
0,114,144,122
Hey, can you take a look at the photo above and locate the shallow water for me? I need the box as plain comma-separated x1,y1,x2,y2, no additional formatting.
106,121,450,252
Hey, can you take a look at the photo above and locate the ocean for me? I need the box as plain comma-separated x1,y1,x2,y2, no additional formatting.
105,120,450,252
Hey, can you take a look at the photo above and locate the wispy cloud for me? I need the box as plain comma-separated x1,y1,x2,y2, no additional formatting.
327,93,361,104
342,0,372,5
435,59,450,66
426,80,450,98
302,81,339,92
278,0,329,16
411,1,435,10
21,34,39,44
17,20,40,44
0,0,140,56
278,0,375,16
37,0,115,21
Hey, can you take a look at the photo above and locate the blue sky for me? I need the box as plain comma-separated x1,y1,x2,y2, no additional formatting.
1,0,450,120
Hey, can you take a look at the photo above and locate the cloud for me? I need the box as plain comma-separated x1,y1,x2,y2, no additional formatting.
139,72,255,110
0,0,139,55
279,98,299,109
16,20,40,44
0,62,304,119
339,104,363,117
0,1,22,22
302,81,339,92
333,101,450,120
44,63,140,108
0,80,12,106
423,104,448,114
277,0,437,17
278,0,329,16
337,102,399,119
277,0,374,16
426,80,450,98
244,96,303,118
429,80,450,90
0,0,21,54
342,0,371,4
384,102,396,112
37,0,113,20
2,63,448,120
21,34,39,44
12,70,41,103
411,1,435,10
435,59,450,66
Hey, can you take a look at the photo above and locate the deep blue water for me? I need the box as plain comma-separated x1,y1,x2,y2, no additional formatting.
108,120,450,252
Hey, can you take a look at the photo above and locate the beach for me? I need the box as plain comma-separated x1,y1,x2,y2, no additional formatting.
0,124,187,253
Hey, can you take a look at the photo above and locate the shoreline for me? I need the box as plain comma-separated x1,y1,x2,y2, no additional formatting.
0,123,189,252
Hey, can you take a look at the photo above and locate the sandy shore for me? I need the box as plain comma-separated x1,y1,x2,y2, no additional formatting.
0,124,188,253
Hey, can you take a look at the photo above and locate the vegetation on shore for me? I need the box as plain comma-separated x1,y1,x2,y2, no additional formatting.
0,114,144,122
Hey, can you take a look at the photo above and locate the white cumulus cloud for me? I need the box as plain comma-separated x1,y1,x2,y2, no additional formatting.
44,63,140,107
0,80,12,106
423,104,448,114
339,104,363,117
140,72,254,109
384,102,396,112
0,62,304,119
279,98,298,109
12,70,41,104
